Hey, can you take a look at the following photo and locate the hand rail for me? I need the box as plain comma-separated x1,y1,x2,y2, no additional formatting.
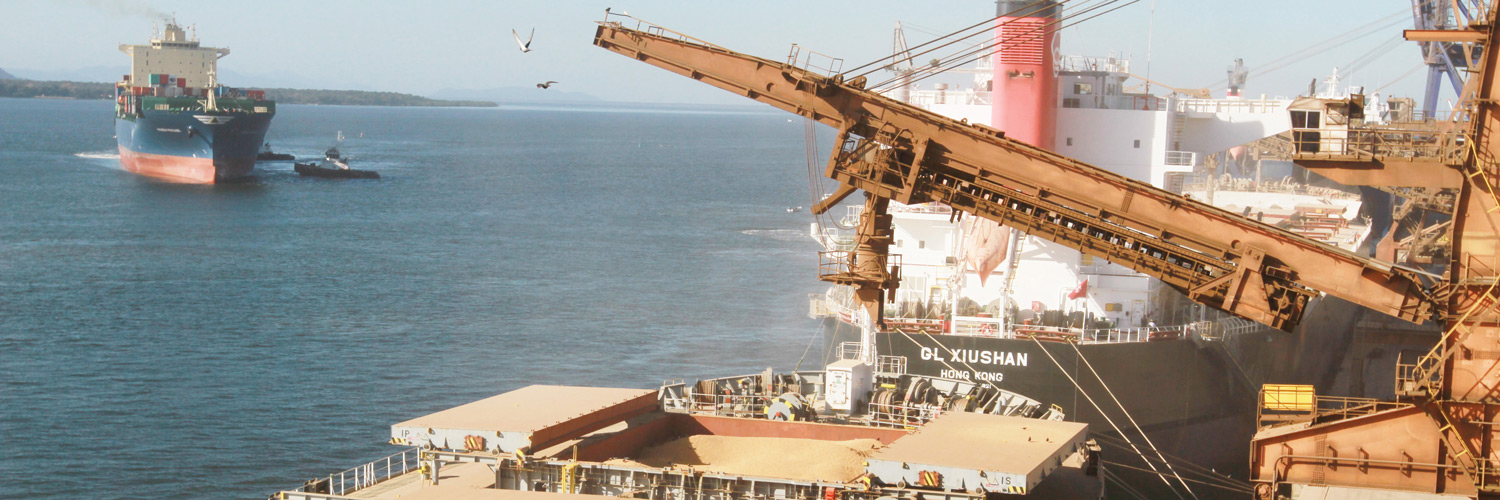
294,446,420,496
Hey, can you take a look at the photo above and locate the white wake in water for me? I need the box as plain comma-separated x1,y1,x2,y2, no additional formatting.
740,229,805,242
74,151,120,160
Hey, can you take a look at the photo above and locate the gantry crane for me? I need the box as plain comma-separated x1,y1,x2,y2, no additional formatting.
592,1,1500,495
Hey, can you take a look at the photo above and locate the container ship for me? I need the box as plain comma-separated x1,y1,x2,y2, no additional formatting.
114,21,275,183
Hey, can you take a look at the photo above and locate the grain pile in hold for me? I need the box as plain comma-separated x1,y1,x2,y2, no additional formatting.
605,435,884,482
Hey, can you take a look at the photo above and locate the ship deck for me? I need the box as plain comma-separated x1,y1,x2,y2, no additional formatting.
339,461,604,500
391,385,657,453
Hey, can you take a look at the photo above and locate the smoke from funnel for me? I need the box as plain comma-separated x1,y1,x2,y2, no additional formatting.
74,0,170,20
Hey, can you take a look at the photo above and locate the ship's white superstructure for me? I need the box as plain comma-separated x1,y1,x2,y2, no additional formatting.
814,50,1364,332
118,21,228,93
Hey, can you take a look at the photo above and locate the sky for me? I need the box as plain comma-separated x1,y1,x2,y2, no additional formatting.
0,0,1440,106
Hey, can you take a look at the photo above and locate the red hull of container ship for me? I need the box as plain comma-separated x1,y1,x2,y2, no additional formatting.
117,147,251,184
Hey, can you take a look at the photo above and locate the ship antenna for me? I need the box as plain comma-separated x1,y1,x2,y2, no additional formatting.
1144,0,1155,94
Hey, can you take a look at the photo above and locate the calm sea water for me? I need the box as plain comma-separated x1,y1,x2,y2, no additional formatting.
0,98,834,499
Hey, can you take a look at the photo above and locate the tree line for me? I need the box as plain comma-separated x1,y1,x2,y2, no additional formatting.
0,79,497,107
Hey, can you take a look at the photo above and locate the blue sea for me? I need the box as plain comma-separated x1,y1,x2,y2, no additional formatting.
0,98,836,499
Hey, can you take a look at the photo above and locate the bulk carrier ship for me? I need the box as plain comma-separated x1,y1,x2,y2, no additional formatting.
114,21,275,183
803,2,1440,488
266,4,1464,499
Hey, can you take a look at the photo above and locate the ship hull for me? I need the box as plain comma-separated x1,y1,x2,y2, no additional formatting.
115,105,272,184
821,295,1440,498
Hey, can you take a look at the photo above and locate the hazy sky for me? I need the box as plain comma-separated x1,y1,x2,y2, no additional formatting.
0,0,1437,106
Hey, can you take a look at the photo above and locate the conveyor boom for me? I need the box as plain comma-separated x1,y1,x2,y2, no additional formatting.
593,20,1435,331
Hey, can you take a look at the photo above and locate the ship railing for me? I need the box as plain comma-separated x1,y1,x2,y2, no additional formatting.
884,317,946,334
943,323,1192,344
837,341,867,361
817,251,901,288
686,392,772,419
1164,150,1197,167
887,202,955,215
875,355,906,376
598,13,728,53
289,446,420,497
1256,385,1410,428
904,88,992,107
1396,349,1443,397
1288,125,1463,164
1173,96,1289,115
867,400,944,428
786,44,844,78
821,285,862,321
1056,55,1129,74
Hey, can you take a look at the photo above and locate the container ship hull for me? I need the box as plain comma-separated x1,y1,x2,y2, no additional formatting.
115,107,272,184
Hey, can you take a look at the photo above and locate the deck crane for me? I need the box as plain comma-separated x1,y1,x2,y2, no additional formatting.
1123,73,1212,99
592,2,1500,495
885,22,916,104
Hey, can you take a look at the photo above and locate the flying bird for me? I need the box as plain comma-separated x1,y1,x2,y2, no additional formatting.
537,81,558,89
512,28,535,53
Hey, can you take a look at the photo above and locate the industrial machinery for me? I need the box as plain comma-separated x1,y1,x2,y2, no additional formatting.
592,0,1500,496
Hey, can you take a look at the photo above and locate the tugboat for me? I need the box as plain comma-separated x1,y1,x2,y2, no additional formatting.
294,147,379,179
256,143,295,161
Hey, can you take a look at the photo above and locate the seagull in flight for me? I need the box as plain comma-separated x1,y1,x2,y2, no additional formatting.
512,28,535,53
537,81,558,89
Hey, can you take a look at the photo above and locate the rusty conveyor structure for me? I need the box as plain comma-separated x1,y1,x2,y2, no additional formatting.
592,17,1436,334
592,3,1500,496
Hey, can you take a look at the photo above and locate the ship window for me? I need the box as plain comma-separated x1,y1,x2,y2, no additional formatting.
919,241,926,249
1074,82,1093,95
897,240,903,248
1133,140,1141,148
1063,98,1081,108
1066,137,1073,146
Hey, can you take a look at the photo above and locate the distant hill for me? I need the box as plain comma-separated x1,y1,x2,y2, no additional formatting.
260,88,494,107
0,79,111,99
0,79,495,107
2,65,125,83
0,68,14,80
432,86,603,105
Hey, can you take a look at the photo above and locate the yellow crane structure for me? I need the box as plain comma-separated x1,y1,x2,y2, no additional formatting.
1124,73,1211,99
591,1,1500,496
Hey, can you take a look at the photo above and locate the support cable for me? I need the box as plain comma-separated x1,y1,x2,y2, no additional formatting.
1101,460,1255,494
1199,9,1407,90
856,0,1094,83
1374,62,1427,93
872,0,1141,91
867,0,1112,89
1339,34,1408,76
1068,340,1198,499
1090,433,1254,493
793,321,826,372
1030,335,1189,500
1101,468,1152,500
843,0,1059,78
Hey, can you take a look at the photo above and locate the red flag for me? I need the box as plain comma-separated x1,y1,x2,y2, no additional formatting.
1067,279,1089,300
